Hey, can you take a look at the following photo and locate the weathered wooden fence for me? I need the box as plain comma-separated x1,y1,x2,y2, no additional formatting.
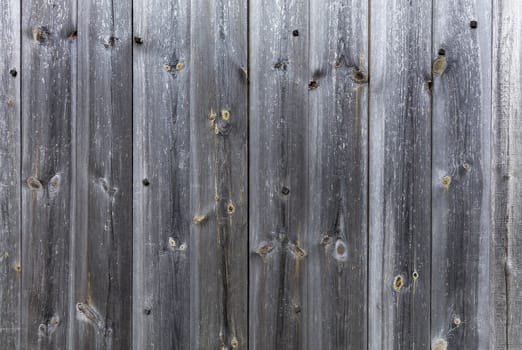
0,0,520,349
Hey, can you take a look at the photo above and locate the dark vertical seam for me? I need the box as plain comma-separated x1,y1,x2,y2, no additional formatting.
429,0,434,346
246,0,250,346
18,0,23,347
306,0,311,346
74,0,79,344
366,0,371,349
130,0,134,345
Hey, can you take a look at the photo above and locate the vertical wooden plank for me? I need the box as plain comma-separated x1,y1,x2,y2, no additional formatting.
490,0,522,349
73,0,132,348
249,0,308,348
0,0,21,348
431,1,492,349
132,0,191,348
368,0,432,348
21,0,76,348
189,0,247,348
306,0,368,349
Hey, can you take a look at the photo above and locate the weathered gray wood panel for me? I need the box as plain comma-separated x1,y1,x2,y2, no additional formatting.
21,0,76,348
368,0,432,349
491,1,522,349
132,0,191,348
189,0,248,348
0,0,21,348
73,0,133,348
306,0,368,349
0,1,521,349
249,0,309,348
431,1,491,349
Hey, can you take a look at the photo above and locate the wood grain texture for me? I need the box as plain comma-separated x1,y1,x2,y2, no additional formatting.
73,0,133,348
0,2,519,349
132,0,191,348
306,0,368,349
431,1,492,349
368,0,432,349
490,1,522,349
21,0,77,348
249,0,309,349
0,0,21,348
189,0,248,348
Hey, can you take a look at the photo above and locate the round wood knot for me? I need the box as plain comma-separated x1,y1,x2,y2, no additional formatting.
14,263,21,273
393,275,404,291
32,27,49,43
290,243,306,259
308,80,319,90
432,339,448,350
353,70,368,83
221,110,230,121
334,239,348,262
433,55,447,76
27,176,42,190
441,175,451,188
230,337,239,348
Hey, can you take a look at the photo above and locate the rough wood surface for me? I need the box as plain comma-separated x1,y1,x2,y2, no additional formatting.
132,0,191,348
0,0,21,348
73,0,133,348
431,1,492,349
249,0,309,348
368,0,432,349
189,0,248,348
20,0,76,348
306,0,368,349
490,0,522,349
0,1,521,349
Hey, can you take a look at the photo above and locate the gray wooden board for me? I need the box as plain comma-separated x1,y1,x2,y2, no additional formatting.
73,0,133,348
0,1,520,349
248,0,309,348
306,0,368,349
431,1,492,349
132,0,191,348
21,0,77,348
0,0,21,348
369,0,432,349
189,0,248,348
490,0,522,349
